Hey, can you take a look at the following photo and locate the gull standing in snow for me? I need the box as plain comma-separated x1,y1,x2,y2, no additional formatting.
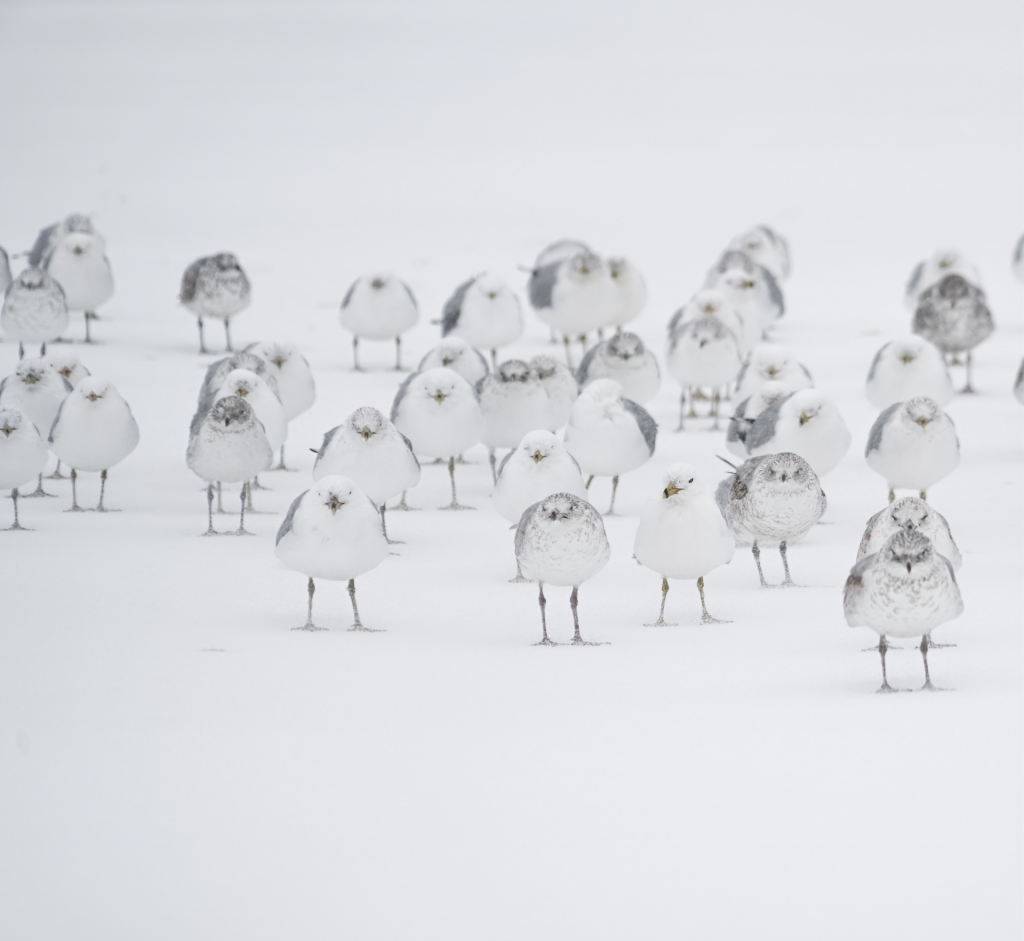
666,315,741,429
340,272,418,371
187,396,272,535
1,268,67,358
390,366,485,509
669,289,755,360
418,336,490,387
0,358,71,497
715,453,826,588
912,274,994,393
198,350,279,407
576,332,660,405
634,464,734,626
735,343,813,400
441,273,524,365
564,379,656,514
725,225,791,282
704,250,784,334
0,407,48,530
515,492,610,646
844,531,963,692
534,239,594,269
312,406,420,542
745,389,851,477
48,377,139,512
856,496,961,571
865,397,959,502
530,355,578,430
275,476,389,632
244,340,316,469
31,215,113,344
179,253,251,353
45,348,89,478
605,257,647,333
865,336,954,409
904,249,980,311
528,249,616,367
493,430,588,581
476,360,550,483
725,380,794,458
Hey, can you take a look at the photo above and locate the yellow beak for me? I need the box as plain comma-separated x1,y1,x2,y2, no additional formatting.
901,355,915,364
798,412,811,426
327,497,344,515
916,417,930,427
236,387,248,396
663,484,681,498
531,451,544,463
87,393,101,402
1,426,13,437
434,391,447,403
361,428,373,441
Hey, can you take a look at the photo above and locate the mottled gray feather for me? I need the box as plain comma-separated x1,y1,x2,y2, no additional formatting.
622,398,657,455
865,403,901,457
575,342,602,385
179,257,203,304
28,223,58,268
528,261,560,310
441,277,474,335
514,500,543,560
399,431,420,468
389,372,418,423
763,267,785,316
275,491,307,545
744,393,794,452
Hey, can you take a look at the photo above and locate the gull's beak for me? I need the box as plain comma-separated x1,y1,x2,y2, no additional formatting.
741,279,755,289
433,390,447,403
766,367,778,378
272,357,286,369
1,425,13,437
487,292,497,300
86,392,101,402
23,375,39,384
663,484,681,498
780,472,788,481
371,278,386,290
531,450,545,463
236,387,248,396
73,246,84,255
906,562,912,573
441,356,453,366
799,412,811,426
361,427,373,441
60,368,72,378
327,496,344,515
916,417,930,427
901,354,915,364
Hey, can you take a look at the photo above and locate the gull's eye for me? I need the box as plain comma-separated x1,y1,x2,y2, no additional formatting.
688,478,693,483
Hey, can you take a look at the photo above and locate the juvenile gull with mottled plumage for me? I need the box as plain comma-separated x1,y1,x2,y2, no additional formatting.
576,332,660,404
856,496,961,570
180,253,250,353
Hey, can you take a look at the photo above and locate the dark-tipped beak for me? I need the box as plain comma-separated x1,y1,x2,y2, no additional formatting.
434,391,447,403
73,246,84,255
328,497,344,515
1,426,12,438
906,562,912,573
362,428,373,441
532,451,544,463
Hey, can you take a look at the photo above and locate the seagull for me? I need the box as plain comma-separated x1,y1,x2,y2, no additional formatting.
605,257,647,332
197,350,279,408
904,249,980,311
1013,235,1024,284
0,358,71,497
912,274,994,393
865,335,954,409
493,430,588,581
340,272,418,371
48,377,140,512
529,355,578,430
856,496,961,571
275,476,389,632
666,315,741,430
441,272,524,364
390,366,485,509
514,492,611,646
734,343,813,401
633,464,734,626
715,453,826,588
563,378,656,514
0,246,10,296
477,360,550,483
207,369,287,485
725,380,794,458
865,397,959,502
244,340,316,469
576,332,660,405
31,215,113,344
186,395,273,535
843,531,963,692
0,407,48,530
668,289,755,360
180,253,250,353
534,239,593,269
704,249,784,334
312,406,420,542
1,268,68,357
528,250,616,367
725,225,791,282
45,348,90,388
418,336,490,388
745,388,851,477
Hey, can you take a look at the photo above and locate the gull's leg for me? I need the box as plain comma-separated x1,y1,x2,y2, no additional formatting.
18,342,24,360
923,631,956,651
533,582,558,646
752,541,769,588
224,318,233,352
698,576,729,624
216,481,226,514
274,443,293,471
962,350,974,394
509,558,528,584
687,387,698,418
710,390,721,430
578,334,588,356
235,482,254,535
597,327,605,341
919,490,927,501
197,317,208,354
615,325,622,334
95,468,118,512
490,348,497,368
66,469,83,511
347,578,382,631
381,504,404,545
353,336,361,371
585,474,594,490
644,577,676,626
570,586,606,646
607,475,619,515
870,634,905,693
888,488,895,504
489,448,497,486
779,540,796,587
251,474,270,491
919,635,950,691
676,391,686,432
202,483,218,535
562,335,574,370
392,489,419,511
47,459,67,480
441,456,474,510
25,471,56,498
84,311,96,343
293,577,327,631
3,488,29,531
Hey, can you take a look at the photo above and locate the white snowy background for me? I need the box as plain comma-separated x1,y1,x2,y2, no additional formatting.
1,1,1022,938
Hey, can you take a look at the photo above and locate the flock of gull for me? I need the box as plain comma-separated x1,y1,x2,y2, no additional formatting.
1,219,1021,691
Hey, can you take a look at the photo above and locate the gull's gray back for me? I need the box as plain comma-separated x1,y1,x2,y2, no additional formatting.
744,393,794,451
275,490,308,545
528,261,560,310
390,372,418,423
622,398,657,455
441,277,474,335
28,223,58,268
865,403,900,457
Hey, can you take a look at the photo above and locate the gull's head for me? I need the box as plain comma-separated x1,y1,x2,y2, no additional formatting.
606,331,644,361
77,376,110,403
312,475,357,516
537,492,585,524
751,380,792,411
750,344,791,380
880,530,933,575
348,406,387,442
16,267,47,290
904,396,941,428
422,337,473,371
688,315,729,348
606,257,635,281
63,233,95,257
661,463,701,501
691,289,727,317
473,272,507,302
888,496,930,533
497,359,533,384
580,378,623,410
718,269,758,293
368,273,392,291
64,214,93,235
215,253,241,272
221,368,262,400
47,349,85,384
15,360,47,386
933,249,962,271
786,388,826,427
417,367,464,407
0,407,25,438
529,355,562,382
566,250,604,281
936,273,972,301
518,429,559,465
210,395,253,431
253,342,295,371
760,452,812,490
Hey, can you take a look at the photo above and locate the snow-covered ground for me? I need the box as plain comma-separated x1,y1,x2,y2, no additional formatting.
1,2,1022,938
